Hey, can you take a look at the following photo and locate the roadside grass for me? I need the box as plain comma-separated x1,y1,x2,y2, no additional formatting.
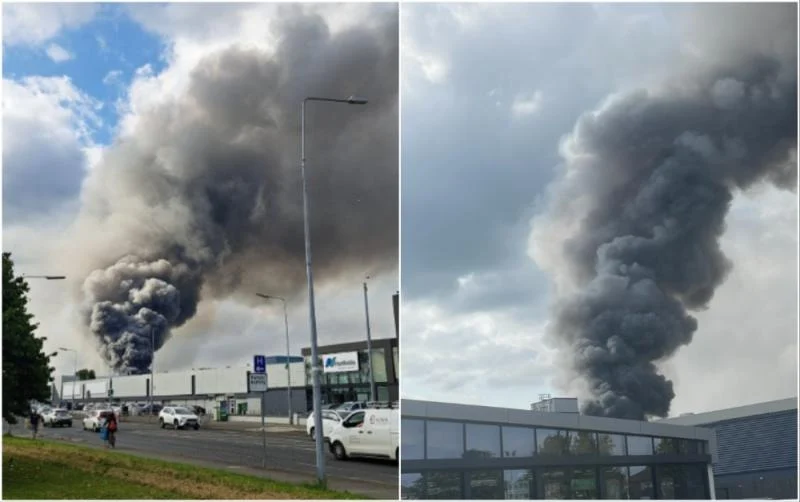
2,436,363,499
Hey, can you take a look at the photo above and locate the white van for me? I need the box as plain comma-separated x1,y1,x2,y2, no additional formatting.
328,408,399,461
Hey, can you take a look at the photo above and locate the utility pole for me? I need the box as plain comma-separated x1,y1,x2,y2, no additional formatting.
363,280,375,403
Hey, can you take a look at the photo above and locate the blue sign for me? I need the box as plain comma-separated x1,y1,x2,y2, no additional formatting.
253,355,266,374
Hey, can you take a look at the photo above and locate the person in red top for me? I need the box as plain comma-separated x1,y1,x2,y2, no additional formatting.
105,413,118,449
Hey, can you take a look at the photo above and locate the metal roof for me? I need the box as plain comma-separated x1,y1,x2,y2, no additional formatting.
659,397,797,426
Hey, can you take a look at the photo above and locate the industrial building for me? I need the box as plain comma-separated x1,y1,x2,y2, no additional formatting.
401,398,716,500
55,356,307,418
660,397,797,500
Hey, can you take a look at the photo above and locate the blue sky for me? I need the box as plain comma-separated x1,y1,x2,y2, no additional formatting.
3,4,166,145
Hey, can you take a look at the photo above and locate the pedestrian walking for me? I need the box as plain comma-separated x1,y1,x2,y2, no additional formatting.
29,409,40,439
106,413,118,449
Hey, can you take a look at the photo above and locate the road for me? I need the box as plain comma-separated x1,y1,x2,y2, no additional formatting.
4,417,398,498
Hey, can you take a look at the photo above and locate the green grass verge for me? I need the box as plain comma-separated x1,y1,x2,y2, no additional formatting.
2,436,364,499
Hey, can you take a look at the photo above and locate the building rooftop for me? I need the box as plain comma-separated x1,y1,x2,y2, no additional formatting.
659,397,797,426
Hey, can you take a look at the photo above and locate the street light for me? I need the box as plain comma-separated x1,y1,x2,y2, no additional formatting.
301,95,367,486
256,293,294,425
363,278,375,403
58,348,78,410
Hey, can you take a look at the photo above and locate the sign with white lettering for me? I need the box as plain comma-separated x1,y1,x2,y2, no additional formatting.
322,351,360,373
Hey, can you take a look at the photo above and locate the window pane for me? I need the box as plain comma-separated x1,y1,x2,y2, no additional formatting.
371,348,388,383
502,426,536,457
504,470,534,499
569,431,598,455
571,468,598,499
679,439,701,455
685,464,707,499
629,465,655,499
602,467,629,499
627,435,654,455
465,423,501,458
656,464,679,499
541,468,570,499
597,432,627,455
538,428,570,455
426,420,464,459
468,470,504,499
426,471,462,499
654,437,679,454
402,419,425,460
401,473,424,500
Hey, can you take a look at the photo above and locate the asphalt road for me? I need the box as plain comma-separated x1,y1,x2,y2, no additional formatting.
4,417,398,498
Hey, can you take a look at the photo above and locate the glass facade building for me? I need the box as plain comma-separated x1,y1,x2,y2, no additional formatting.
301,337,398,409
402,399,715,500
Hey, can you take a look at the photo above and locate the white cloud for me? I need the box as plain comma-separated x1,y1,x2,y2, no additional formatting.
102,70,123,86
2,4,98,46
511,91,544,118
45,43,73,63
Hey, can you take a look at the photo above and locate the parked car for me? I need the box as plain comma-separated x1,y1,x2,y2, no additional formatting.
82,409,114,432
43,409,73,428
333,401,368,418
306,410,343,441
328,408,399,461
159,406,200,430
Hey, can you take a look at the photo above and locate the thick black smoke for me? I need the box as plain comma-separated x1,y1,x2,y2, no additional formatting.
76,8,398,374
534,5,796,419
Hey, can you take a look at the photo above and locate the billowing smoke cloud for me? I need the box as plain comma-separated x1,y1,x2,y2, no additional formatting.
72,8,398,374
532,4,796,419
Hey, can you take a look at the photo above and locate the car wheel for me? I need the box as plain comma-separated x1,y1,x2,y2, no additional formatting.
309,427,315,440
68,422,72,428
332,441,348,460
174,420,180,430
193,424,199,430
160,419,165,429
395,447,399,462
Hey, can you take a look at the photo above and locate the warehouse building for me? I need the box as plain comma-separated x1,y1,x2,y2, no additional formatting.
660,397,797,499
56,356,307,418
401,398,716,500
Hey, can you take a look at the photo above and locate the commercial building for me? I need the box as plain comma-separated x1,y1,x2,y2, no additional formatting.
660,397,797,499
401,398,716,500
301,337,399,408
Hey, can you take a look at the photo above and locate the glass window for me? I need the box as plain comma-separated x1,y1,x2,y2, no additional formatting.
342,411,365,428
538,428,570,456
393,347,399,380
679,439,701,455
628,465,655,499
602,467,629,499
504,470,534,499
684,464,707,499
597,432,627,455
468,470,504,499
401,473,424,500
569,431,598,455
571,468,598,499
371,348,388,383
656,464,679,499
627,435,654,455
654,437,679,454
426,471,462,499
502,426,536,457
402,419,425,460
541,468,570,499
426,420,464,459
465,423,501,458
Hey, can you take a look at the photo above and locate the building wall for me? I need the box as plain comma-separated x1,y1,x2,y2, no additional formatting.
111,375,148,397
194,367,247,395
152,371,193,396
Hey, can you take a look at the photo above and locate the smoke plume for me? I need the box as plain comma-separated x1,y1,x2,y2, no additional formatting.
72,8,398,375
532,4,796,419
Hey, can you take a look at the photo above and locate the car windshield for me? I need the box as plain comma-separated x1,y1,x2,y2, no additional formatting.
173,407,191,414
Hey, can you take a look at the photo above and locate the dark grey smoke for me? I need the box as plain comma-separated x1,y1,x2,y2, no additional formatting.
535,5,796,419
77,8,398,375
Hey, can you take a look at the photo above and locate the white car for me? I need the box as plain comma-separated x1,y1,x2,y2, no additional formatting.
328,408,399,461
42,409,73,427
82,409,114,431
306,410,343,440
159,406,200,430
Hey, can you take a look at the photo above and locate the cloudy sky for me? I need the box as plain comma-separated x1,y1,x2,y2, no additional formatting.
401,3,797,417
2,3,398,376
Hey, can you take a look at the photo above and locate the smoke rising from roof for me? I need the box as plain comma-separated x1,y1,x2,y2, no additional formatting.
532,4,796,419
72,10,398,375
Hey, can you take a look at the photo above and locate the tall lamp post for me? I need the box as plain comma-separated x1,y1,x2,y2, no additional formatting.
256,293,293,425
301,95,367,486
58,348,78,410
362,278,375,403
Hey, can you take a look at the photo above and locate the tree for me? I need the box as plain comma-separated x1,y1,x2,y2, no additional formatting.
76,369,96,380
2,252,56,424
